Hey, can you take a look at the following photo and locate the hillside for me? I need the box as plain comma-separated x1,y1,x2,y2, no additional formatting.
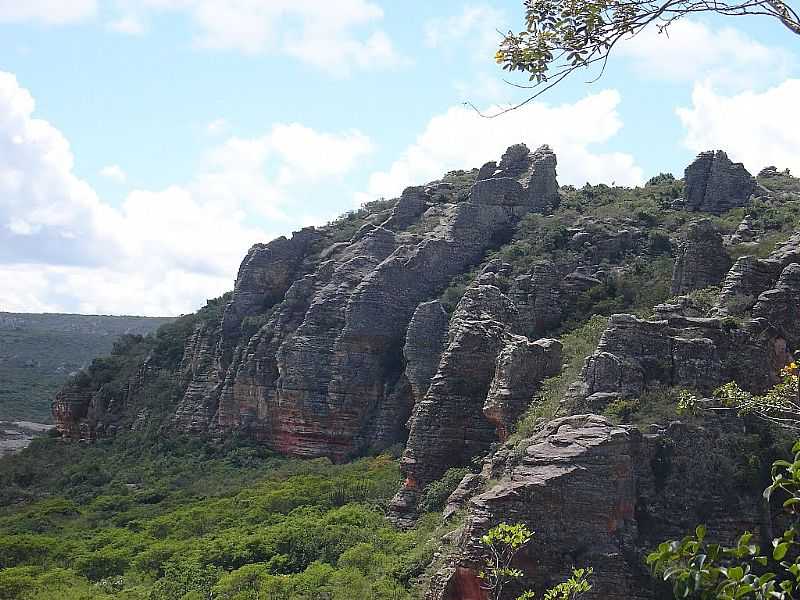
0,145,799,599
0,313,174,422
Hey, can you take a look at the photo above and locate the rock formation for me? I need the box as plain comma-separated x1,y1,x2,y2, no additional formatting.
684,150,756,214
670,219,731,295
427,415,765,600
390,263,562,524
577,313,787,412
166,143,562,462
716,232,800,316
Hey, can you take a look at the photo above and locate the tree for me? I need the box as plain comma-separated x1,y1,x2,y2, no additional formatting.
478,523,592,600
647,440,800,599
490,0,800,115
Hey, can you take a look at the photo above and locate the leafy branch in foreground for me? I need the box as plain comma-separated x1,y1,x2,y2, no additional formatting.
647,440,800,599
678,362,800,431
485,0,800,116
479,523,592,599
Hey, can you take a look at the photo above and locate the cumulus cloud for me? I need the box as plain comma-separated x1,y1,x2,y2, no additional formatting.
99,164,127,182
0,0,404,75
616,19,795,89
361,90,643,203
424,5,505,60
0,0,97,25
677,80,800,175
0,72,374,315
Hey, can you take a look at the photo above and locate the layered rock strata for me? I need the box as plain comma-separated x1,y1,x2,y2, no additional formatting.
670,219,731,295
577,313,788,412
684,150,756,214
173,144,562,461
427,414,765,600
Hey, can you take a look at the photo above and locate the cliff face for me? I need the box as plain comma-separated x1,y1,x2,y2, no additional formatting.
51,143,800,598
427,415,765,600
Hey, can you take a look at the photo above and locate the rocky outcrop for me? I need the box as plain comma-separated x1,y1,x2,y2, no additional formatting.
427,414,765,600
716,232,800,315
391,264,562,522
670,219,731,295
405,300,450,403
472,144,559,214
752,263,800,349
577,313,788,411
170,144,562,461
684,150,756,214
484,337,562,441
221,228,321,339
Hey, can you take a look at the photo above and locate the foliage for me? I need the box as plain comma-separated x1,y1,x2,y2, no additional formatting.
679,363,800,431
478,523,592,600
479,523,535,599
542,568,594,600
0,434,437,600
492,0,799,113
647,440,800,599
0,314,170,422
419,467,471,513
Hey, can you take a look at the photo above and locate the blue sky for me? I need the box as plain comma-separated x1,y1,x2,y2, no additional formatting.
0,0,798,316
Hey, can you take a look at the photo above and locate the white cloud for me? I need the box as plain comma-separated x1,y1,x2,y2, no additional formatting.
104,0,404,74
424,5,505,61
206,118,228,135
617,19,795,89
362,90,643,202
99,164,127,182
677,80,800,175
0,0,97,25
0,71,374,315
108,14,146,34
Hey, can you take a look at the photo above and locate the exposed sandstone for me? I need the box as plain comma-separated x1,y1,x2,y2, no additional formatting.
427,414,764,600
684,150,756,214
577,313,787,412
752,262,800,349
404,300,450,404
716,232,800,315
671,219,731,295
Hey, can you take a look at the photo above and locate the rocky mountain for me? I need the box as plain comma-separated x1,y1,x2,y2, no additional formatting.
49,146,800,599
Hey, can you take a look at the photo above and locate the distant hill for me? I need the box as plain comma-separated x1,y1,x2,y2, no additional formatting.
0,313,174,422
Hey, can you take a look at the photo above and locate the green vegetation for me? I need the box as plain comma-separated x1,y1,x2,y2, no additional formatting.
0,313,172,422
0,429,439,600
648,440,800,599
478,523,592,600
513,315,608,440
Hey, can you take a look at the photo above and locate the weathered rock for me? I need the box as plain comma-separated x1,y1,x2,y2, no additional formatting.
404,300,450,403
381,186,429,231
171,144,562,461
472,143,559,214
427,414,765,600
671,219,731,295
577,313,787,410
752,263,800,349
483,337,562,441
716,232,800,315
221,228,321,339
684,150,756,214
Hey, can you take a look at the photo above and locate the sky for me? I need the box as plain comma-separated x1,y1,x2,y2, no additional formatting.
0,0,798,316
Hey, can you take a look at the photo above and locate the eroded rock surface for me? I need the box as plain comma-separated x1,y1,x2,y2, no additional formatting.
577,313,787,412
671,219,731,295
428,415,765,600
684,150,756,214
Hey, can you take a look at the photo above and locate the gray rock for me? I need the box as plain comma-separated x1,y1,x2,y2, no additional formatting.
684,150,756,214
671,219,731,295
